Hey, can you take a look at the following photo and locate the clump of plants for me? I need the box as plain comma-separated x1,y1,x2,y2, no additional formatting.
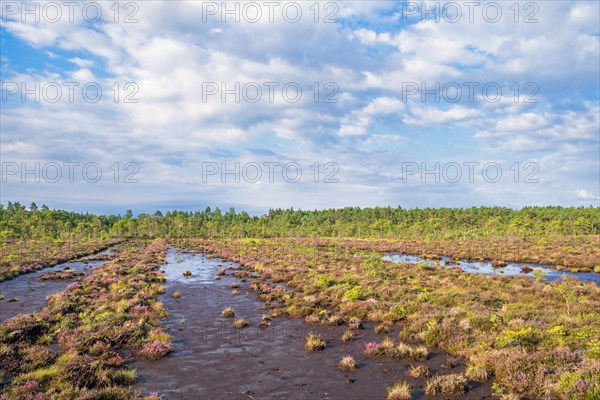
425,374,468,396
348,318,363,330
375,324,390,334
386,380,411,400
465,363,488,382
338,355,356,371
139,339,172,360
341,329,354,342
410,364,431,378
305,333,326,351
232,318,249,329
221,307,235,317
259,314,271,329
364,342,381,357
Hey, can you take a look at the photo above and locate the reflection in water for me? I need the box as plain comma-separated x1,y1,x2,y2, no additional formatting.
382,253,599,284
162,248,233,284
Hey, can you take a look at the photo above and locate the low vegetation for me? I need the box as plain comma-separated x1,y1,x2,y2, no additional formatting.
0,240,169,398
1,203,598,399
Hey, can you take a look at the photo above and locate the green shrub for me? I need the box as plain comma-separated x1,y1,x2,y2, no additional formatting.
533,268,548,283
495,327,539,349
343,285,366,301
388,305,407,322
316,275,336,289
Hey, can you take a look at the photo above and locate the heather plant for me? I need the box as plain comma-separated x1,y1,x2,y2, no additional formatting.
139,340,172,360
363,342,381,357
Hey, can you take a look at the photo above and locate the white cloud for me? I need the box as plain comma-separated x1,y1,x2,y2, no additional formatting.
1,1,598,212
338,97,405,136
576,190,599,200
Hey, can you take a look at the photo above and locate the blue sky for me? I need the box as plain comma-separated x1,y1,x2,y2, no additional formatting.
1,1,599,215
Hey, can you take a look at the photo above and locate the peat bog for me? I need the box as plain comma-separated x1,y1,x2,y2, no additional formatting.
1,205,599,399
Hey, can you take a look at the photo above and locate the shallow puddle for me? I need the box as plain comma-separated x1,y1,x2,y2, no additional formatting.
160,248,236,284
133,249,493,400
382,253,599,284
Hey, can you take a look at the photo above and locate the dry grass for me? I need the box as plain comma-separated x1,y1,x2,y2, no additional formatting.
341,329,354,342
221,307,235,318
386,380,411,400
305,333,326,351
338,355,356,371
465,364,488,382
409,364,431,378
425,374,468,396
232,318,249,329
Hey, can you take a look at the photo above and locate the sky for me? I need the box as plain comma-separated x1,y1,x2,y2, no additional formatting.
0,0,599,215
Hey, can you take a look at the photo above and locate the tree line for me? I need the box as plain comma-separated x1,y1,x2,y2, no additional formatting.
1,201,599,240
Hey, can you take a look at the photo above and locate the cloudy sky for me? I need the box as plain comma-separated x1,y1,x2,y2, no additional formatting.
1,1,599,215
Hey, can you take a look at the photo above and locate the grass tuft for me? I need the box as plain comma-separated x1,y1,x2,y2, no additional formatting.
425,374,468,396
232,318,249,329
338,355,356,371
386,380,411,400
305,333,326,351
221,307,235,317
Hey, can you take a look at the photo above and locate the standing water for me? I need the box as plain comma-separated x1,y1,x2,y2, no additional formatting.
382,253,599,284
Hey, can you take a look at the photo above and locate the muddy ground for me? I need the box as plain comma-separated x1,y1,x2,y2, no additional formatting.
0,249,117,322
133,250,493,400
